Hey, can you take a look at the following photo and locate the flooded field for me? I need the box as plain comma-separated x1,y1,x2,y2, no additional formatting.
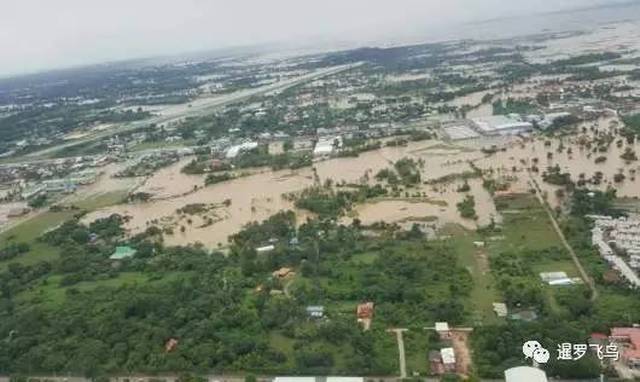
84,141,499,247
83,115,640,248
344,177,498,231
476,116,640,207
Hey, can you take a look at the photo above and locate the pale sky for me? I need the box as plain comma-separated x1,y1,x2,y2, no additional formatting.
0,0,627,76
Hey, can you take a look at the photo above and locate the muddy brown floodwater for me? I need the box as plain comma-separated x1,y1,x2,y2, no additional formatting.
84,140,500,248
84,117,640,248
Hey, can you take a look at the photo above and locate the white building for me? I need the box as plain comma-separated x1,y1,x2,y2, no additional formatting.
472,115,533,136
256,244,275,254
441,347,456,370
505,366,548,382
313,136,341,157
225,141,258,159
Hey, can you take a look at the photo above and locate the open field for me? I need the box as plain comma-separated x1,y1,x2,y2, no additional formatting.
0,190,129,270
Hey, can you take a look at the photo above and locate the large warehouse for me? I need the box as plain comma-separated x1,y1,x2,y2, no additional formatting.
471,115,533,136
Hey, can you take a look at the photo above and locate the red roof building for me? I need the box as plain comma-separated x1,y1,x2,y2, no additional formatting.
610,327,640,366
356,302,374,319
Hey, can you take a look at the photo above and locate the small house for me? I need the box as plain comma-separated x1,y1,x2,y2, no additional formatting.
110,246,137,260
306,306,325,319
256,244,275,254
493,302,508,317
272,267,294,279
441,347,456,372
435,322,451,339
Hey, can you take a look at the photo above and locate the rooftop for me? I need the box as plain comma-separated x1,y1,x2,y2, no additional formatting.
505,366,548,382
110,246,136,260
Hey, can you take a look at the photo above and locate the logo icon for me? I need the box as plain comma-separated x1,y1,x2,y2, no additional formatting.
522,340,550,364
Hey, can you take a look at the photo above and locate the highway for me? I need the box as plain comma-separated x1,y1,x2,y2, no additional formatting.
12,63,362,163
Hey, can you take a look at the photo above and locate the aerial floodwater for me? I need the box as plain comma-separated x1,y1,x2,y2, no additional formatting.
4,1,640,381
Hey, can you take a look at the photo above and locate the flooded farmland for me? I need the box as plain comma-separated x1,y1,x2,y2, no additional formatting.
84,140,500,248
83,115,640,248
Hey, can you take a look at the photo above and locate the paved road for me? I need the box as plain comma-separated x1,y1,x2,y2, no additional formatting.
387,328,408,378
528,174,598,301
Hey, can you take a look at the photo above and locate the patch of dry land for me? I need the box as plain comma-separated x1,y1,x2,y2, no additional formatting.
84,116,640,248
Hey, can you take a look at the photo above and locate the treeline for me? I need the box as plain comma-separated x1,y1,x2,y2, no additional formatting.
0,204,475,377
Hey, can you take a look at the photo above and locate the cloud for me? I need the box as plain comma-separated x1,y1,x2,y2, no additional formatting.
0,0,629,76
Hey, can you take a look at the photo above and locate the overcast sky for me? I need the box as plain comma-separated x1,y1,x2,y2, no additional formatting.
0,0,627,76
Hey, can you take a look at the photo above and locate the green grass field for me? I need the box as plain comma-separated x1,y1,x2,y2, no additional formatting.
17,271,190,308
440,193,581,325
0,190,129,270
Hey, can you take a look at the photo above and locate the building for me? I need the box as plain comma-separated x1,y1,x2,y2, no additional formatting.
43,179,77,194
313,136,341,158
610,327,640,367
272,267,294,279
435,322,451,339
471,115,533,136
256,244,275,254
539,271,576,286
504,366,548,382
306,306,325,319
493,302,508,317
225,141,258,159
164,338,179,353
429,350,445,375
440,347,456,372
110,246,137,260
356,302,374,330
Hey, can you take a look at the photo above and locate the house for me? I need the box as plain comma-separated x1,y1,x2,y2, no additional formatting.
225,141,258,159
306,306,325,319
539,271,575,285
357,302,374,319
492,302,508,317
110,246,137,260
313,136,341,158
7,207,30,218
440,347,456,372
165,338,179,353
429,350,444,375
435,322,451,339
610,327,640,367
471,115,533,136
357,302,374,330
272,267,294,279
256,244,275,254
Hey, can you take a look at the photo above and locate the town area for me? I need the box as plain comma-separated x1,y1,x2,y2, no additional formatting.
4,3,640,382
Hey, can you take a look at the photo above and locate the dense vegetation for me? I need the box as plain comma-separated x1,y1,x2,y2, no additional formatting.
473,190,638,380
0,206,476,377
